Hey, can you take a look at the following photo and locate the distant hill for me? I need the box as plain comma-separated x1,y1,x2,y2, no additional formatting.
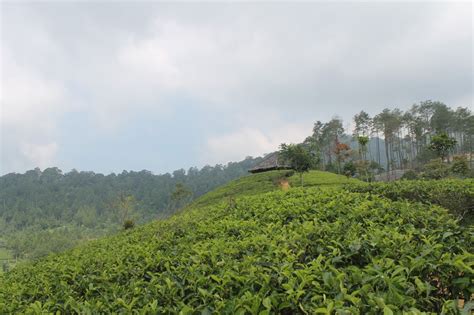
0,157,261,260
1,171,471,313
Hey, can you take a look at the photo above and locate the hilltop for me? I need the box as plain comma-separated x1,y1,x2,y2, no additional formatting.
191,170,359,209
0,171,472,313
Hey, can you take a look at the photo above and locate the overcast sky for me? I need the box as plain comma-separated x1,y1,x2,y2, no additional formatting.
1,1,472,175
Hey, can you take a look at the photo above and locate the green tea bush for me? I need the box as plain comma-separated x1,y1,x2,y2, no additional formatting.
1,188,472,313
401,169,418,180
421,159,451,179
345,179,474,223
451,156,470,177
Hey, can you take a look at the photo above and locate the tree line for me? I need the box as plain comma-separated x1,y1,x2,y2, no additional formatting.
303,100,472,175
279,101,472,183
0,157,260,260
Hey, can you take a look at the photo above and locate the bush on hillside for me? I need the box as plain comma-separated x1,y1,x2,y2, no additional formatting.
421,159,450,179
123,219,135,230
345,179,474,223
451,156,470,177
342,161,356,177
400,169,418,180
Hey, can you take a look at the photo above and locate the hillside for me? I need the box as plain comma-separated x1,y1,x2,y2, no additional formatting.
0,157,260,261
0,172,472,313
191,170,359,208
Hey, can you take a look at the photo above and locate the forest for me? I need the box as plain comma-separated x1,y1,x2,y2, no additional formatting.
302,100,473,180
0,157,260,263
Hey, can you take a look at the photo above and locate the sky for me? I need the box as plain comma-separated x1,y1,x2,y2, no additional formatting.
1,1,472,175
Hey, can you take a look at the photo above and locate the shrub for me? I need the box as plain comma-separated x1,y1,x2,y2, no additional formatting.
343,161,356,177
401,169,418,180
451,156,470,177
345,179,474,223
421,159,450,179
2,262,9,273
122,219,135,230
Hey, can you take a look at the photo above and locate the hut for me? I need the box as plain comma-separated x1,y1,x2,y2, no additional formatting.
249,152,292,173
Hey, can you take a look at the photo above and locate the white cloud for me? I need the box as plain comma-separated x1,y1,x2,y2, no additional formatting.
0,2,471,174
1,48,65,173
203,123,310,165
20,142,58,169
1,57,64,126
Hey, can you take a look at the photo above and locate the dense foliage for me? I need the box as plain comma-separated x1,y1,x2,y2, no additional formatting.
345,179,474,224
279,144,316,186
0,173,472,313
0,157,260,260
304,101,473,178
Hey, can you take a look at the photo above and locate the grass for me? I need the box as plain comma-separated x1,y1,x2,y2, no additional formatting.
0,248,12,261
191,170,358,209
0,247,13,275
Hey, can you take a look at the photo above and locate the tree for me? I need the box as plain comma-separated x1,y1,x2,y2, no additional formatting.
357,135,369,160
430,102,453,134
279,143,314,186
374,109,400,175
429,133,457,162
302,136,321,169
333,142,351,174
112,194,137,227
169,183,192,211
353,111,372,137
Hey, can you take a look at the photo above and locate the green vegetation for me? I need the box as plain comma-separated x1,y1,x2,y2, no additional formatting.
0,172,472,313
0,248,11,261
279,143,316,186
345,179,474,225
2,102,473,262
0,101,472,312
0,157,260,260
305,102,473,181
191,170,358,209
429,133,457,162
0,247,13,275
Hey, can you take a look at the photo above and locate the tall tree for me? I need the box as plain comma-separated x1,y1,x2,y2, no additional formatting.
353,111,372,137
374,109,396,174
334,142,351,174
279,143,314,186
429,133,457,162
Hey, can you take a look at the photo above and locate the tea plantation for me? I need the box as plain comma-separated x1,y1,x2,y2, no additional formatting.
0,172,472,313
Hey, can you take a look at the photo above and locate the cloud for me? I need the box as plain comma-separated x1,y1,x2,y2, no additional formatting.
1,48,65,173
0,2,472,174
20,142,58,169
203,123,311,165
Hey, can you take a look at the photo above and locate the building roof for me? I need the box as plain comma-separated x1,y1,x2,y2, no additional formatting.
249,152,292,173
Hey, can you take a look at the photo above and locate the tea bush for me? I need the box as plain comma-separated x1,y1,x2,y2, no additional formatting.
345,179,474,223
451,156,470,177
1,188,472,313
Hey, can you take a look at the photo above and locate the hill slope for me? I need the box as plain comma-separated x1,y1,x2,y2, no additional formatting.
0,172,472,313
191,170,359,208
0,158,260,260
